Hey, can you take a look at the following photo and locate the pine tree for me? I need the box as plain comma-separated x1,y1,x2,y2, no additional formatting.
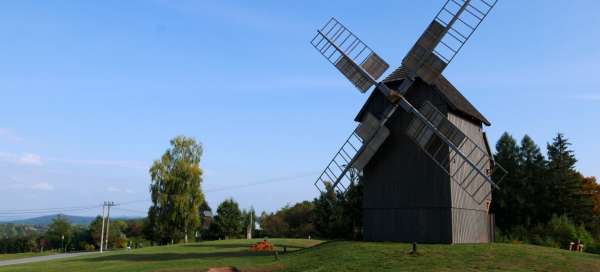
519,135,548,225
491,132,522,230
546,133,592,224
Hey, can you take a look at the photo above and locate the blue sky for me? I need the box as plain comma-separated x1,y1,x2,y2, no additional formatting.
0,0,598,220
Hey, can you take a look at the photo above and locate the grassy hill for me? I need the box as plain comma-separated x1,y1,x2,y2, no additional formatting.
1,214,96,226
1,214,141,226
1,239,599,271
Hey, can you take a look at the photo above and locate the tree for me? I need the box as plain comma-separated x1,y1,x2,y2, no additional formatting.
46,216,72,252
343,179,364,240
313,182,353,239
214,198,242,239
491,132,522,230
519,135,548,225
148,135,205,244
547,133,593,224
259,201,315,238
581,176,600,216
88,216,104,248
259,211,288,238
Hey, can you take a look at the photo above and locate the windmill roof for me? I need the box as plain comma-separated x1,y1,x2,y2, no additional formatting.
355,68,491,126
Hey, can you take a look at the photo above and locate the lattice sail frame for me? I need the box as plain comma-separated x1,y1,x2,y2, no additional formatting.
402,0,498,84
311,0,504,200
406,101,507,204
311,18,389,93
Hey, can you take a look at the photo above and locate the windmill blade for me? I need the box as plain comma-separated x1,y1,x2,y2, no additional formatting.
311,17,390,93
315,94,506,198
395,0,498,85
405,100,507,203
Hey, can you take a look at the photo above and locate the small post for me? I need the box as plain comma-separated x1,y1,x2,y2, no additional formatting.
283,246,287,254
410,242,417,255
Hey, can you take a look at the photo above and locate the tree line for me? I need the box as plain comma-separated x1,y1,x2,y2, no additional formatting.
5,132,598,254
0,215,146,254
491,132,600,251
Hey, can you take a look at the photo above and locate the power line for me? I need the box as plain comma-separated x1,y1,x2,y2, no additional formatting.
112,207,147,214
0,205,101,215
0,171,320,217
0,204,101,213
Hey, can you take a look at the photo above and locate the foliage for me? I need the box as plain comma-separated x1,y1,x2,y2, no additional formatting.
260,201,315,238
241,207,256,238
491,132,600,251
148,135,205,244
0,224,41,238
45,215,72,251
312,179,363,240
546,133,594,224
213,198,242,239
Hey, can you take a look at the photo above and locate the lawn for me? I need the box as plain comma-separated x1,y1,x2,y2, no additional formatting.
1,239,599,271
0,251,56,261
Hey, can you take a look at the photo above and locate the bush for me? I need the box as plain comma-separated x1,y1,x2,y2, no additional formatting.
83,244,95,251
587,242,600,254
495,225,529,243
546,215,578,249
496,215,596,252
576,224,594,248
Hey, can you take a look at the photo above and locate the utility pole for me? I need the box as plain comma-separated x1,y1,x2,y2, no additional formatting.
100,202,106,253
104,201,115,251
246,209,253,240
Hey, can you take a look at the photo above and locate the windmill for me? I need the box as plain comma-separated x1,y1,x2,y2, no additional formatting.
310,0,507,243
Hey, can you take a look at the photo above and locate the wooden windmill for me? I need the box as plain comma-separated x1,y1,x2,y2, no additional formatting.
310,0,506,243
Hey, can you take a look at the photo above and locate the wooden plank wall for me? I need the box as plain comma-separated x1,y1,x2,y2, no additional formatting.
363,80,453,243
447,112,492,243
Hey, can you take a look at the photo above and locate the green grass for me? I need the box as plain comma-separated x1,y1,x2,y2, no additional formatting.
0,251,56,261
1,239,599,271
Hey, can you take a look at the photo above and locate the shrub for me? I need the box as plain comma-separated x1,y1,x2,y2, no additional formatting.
83,244,95,251
544,214,594,249
586,242,600,254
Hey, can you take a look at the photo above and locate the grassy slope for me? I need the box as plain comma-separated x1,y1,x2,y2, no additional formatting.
1,239,599,272
0,251,56,261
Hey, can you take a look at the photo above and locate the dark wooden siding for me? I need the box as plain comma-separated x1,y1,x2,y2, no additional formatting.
362,80,453,243
362,79,492,244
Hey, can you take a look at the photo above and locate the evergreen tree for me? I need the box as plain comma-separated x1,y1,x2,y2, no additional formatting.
148,135,204,244
491,132,522,230
546,133,593,224
519,135,548,225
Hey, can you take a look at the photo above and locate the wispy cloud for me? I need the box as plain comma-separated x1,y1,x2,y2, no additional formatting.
0,152,43,166
0,128,23,143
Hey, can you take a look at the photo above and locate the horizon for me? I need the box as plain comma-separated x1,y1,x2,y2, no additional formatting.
1,1,599,221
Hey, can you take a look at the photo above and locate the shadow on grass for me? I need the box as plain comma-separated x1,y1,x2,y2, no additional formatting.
183,243,304,251
81,251,275,262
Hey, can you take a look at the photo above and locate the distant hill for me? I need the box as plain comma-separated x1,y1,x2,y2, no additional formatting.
2,214,97,226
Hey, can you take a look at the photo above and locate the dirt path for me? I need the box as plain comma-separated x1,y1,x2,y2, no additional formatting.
0,252,96,267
